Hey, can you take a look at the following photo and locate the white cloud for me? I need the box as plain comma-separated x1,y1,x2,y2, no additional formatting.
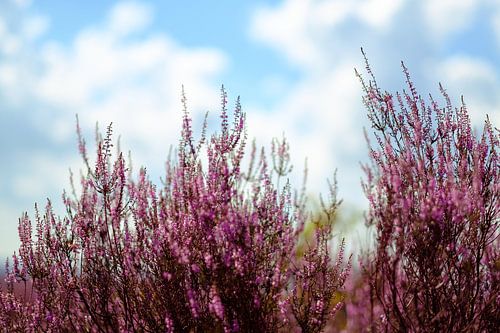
250,0,404,69
357,0,404,29
0,0,226,146
247,62,366,204
422,0,480,41
108,1,152,36
0,1,228,256
250,0,322,68
11,154,81,200
250,0,499,206
0,2,47,54
0,32,21,56
0,201,21,258
12,0,31,9
249,0,409,203
0,2,48,106
29,2,227,170
21,15,49,40
0,63,18,87
433,56,500,127
438,56,496,84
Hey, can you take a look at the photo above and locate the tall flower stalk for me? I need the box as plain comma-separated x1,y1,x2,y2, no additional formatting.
1,87,349,332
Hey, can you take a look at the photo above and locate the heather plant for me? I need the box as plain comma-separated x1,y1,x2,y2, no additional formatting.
0,87,349,332
353,55,499,332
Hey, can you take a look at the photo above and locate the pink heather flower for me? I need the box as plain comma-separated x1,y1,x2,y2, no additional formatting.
162,271,172,281
209,285,225,321
0,87,349,332
349,51,499,332
164,314,174,333
187,288,199,319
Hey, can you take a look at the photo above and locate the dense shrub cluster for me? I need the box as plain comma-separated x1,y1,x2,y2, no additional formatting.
1,58,498,332
1,88,349,332
347,55,499,332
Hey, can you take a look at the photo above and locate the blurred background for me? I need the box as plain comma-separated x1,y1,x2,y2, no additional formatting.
1,0,499,260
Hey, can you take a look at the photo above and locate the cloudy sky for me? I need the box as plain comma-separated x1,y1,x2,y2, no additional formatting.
0,0,499,257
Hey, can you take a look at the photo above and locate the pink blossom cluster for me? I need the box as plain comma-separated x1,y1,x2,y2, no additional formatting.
347,54,499,332
1,87,349,332
1,56,498,332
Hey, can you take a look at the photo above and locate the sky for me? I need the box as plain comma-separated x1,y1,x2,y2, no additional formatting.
0,0,499,258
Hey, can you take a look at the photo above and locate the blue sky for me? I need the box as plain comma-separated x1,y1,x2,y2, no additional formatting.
1,0,499,257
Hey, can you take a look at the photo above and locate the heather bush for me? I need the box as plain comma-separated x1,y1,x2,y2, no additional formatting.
0,87,350,332
351,54,499,332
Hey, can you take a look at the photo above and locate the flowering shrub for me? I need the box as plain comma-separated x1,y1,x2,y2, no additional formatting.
2,55,497,332
0,88,349,332
353,55,499,332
